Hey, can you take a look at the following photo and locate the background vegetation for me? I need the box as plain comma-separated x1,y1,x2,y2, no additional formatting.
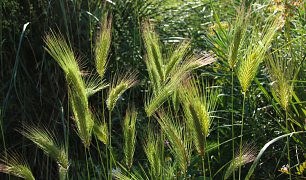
1,0,305,179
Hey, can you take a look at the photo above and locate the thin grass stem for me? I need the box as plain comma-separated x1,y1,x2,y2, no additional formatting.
205,138,212,179
85,148,90,180
238,92,246,180
231,70,235,180
286,111,291,180
202,156,206,180
108,110,112,180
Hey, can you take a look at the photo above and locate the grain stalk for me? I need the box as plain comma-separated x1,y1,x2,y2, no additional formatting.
266,51,297,179
235,14,282,180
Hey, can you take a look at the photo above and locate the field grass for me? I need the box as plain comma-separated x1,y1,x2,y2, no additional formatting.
1,0,305,179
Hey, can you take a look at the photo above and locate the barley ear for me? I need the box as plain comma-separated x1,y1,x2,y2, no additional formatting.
0,152,35,180
236,15,282,92
123,105,137,170
92,110,108,145
142,21,164,84
21,125,69,172
224,142,256,180
143,127,163,178
106,71,138,111
180,77,219,156
228,5,250,69
154,110,191,173
95,13,112,78
266,52,295,111
44,32,93,148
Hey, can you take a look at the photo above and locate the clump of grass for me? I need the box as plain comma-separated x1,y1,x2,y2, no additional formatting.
154,110,191,174
123,106,137,170
44,32,95,147
224,143,257,180
21,125,69,179
106,71,138,111
95,13,112,78
0,152,35,180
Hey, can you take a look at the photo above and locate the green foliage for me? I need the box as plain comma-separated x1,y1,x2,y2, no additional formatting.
1,0,306,180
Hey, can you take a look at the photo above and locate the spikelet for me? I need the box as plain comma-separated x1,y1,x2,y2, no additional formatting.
92,109,108,145
154,110,191,174
224,143,256,180
236,15,282,92
143,127,163,178
266,52,295,111
180,77,219,156
123,106,137,169
44,32,94,148
21,125,69,171
0,152,35,180
106,71,138,111
85,73,108,97
95,13,112,78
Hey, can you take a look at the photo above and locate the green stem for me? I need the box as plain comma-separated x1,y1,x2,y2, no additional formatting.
231,69,235,180
59,166,67,180
238,92,246,180
95,137,106,179
202,156,206,180
108,110,112,180
85,148,90,180
286,111,291,180
205,138,212,179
